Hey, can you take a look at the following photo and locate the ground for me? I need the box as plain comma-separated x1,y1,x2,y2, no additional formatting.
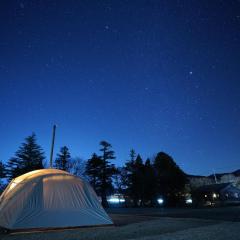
1,206,240,240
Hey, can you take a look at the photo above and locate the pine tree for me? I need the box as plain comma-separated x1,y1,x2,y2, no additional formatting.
143,158,156,205
85,153,102,194
124,151,146,206
54,146,71,171
6,157,21,180
130,149,136,163
124,149,136,203
0,160,6,193
99,141,116,208
0,160,6,179
132,154,145,206
6,133,45,180
124,149,136,188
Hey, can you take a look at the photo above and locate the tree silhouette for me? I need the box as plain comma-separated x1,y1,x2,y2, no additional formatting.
6,133,45,180
0,160,6,193
99,141,116,208
85,153,102,194
132,154,145,206
143,158,155,205
125,151,147,206
85,142,117,207
154,152,187,206
0,160,6,179
54,146,71,171
113,167,128,195
68,157,86,177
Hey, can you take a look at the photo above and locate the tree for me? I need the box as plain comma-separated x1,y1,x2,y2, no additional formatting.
124,149,135,204
54,146,71,171
132,154,145,206
130,149,136,163
99,141,116,208
68,157,86,178
113,167,128,195
143,158,156,205
85,153,102,194
85,143,117,207
124,151,146,206
6,157,21,180
124,149,136,185
6,133,45,180
0,161,6,179
153,152,187,206
0,160,6,193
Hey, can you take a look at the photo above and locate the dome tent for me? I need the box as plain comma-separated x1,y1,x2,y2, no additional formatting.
0,169,113,230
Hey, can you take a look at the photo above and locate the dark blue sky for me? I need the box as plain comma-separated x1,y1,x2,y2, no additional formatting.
1,0,240,175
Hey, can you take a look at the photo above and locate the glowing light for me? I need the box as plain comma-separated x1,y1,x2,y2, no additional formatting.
108,197,125,203
186,198,192,204
213,193,217,198
157,198,164,204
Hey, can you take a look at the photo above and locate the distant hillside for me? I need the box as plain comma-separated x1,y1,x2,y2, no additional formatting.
208,169,240,179
188,169,240,179
187,169,240,189
232,169,240,176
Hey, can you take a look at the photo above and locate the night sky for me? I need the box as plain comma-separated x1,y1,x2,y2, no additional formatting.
1,0,240,175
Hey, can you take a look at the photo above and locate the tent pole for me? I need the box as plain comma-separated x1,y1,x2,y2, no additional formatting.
50,124,56,168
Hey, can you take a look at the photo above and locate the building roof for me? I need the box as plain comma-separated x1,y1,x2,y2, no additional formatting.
196,183,231,192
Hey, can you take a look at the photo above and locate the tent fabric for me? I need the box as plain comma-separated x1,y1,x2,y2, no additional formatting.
0,169,113,230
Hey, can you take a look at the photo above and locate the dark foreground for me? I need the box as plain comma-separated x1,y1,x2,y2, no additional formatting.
1,206,240,240
107,205,240,225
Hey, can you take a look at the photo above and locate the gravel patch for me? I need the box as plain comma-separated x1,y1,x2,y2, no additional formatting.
132,222,240,240
0,218,220,240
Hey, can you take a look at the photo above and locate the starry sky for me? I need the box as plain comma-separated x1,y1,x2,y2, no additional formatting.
0,0,240,175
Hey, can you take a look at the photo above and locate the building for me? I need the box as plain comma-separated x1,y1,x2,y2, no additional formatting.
192,183,240,207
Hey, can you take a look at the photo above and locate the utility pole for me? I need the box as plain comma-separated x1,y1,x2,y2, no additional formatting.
50,124,56,168
213,169,218,184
